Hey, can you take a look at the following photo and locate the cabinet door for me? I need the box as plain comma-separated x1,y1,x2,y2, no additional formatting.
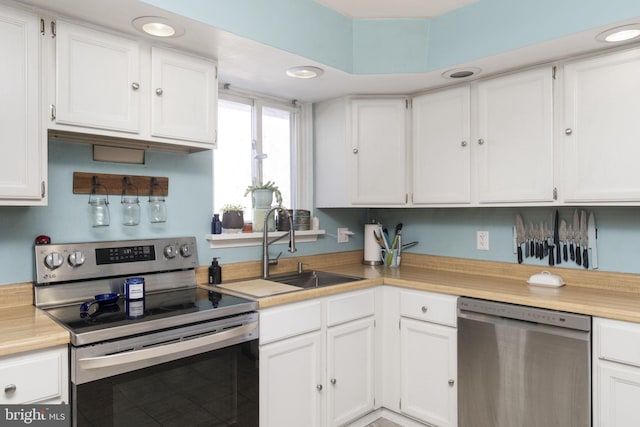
350,98,407,205
400,317,457,427
412,87,471,204
0,5,44,204
151,47,217,143
260,332,324,427
595,360,640,427
55,20,140,132
563,48,640,203
327,317,375,426
475,67,554,203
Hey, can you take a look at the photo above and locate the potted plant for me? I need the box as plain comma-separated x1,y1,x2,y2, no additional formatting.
244,181,283,209
220,203,244,233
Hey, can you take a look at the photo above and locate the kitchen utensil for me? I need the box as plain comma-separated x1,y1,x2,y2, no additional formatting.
524,223,530,258
568,224,575,261
588,212,598,269
529,222,535,258
574,209,582,266
554,210,561,265
560,219,568,262
581,210,589,269
80,293,120,315
401,241,418,250
527,271,565,288
515,214,525,264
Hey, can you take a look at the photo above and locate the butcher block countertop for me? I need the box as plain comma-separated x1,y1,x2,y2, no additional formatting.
0,283,70,357
3,251,640,357
201,252,640,323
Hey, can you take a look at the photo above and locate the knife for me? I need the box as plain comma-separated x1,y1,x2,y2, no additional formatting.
588,212,598,269
542,221,548,258
581,210,589,269
515,214,525,264
568,224,575,261
574,209,582,266
529,222,535,257
554,210,561,265
560,219,568,262
524,223,530,258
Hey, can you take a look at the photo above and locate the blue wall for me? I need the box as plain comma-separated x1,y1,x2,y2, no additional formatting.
0,140,365,286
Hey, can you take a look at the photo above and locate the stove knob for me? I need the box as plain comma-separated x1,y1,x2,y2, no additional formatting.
164,245,177,259
44,252,64,270
68,251,86,267
179,244,192,257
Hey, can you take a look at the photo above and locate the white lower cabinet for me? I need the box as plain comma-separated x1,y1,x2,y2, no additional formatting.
260,289,376,427
0,345,68,404
594,317,640,427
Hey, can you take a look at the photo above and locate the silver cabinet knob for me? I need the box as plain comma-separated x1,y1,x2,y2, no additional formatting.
565,128,573,135
352,148,359,154
131,82,140,90
4,384,16,394
448,380,455,386
461,141,467,147
155,88,163,96
330,378,337,385
421,306,428,313
478,138,485,145
316,384,323,391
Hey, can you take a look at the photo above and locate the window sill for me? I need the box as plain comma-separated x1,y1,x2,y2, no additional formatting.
205,229,325,249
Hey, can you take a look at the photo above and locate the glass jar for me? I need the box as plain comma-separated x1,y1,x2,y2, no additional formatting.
121,195,140,226
148,196,167,223
89,196,110,227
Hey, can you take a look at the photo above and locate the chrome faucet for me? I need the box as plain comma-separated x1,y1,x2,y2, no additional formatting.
262,207,296,279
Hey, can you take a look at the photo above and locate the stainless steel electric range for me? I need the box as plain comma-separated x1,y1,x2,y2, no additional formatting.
34,237,259,427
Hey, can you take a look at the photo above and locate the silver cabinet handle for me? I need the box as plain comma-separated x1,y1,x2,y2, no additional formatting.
131,82,140,90
316,384,323,391
448,380,455,386
565,128,573,135
155,88,163,96
352,148,359,154
421,306,428,313
461,141,467,147
478,138,485,145
330,378,337,385
4,384,16,394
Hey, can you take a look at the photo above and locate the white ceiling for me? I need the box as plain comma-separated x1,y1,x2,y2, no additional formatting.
315,0,477,18
15,0,637,103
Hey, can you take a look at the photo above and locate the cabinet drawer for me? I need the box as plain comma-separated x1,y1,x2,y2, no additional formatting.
327,289,375,327
260,300,322,345
399,289,457,327
596,318,640,367
0,346,67,404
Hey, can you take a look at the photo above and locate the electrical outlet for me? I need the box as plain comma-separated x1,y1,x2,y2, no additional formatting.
337,228,350,243
477,231,489,251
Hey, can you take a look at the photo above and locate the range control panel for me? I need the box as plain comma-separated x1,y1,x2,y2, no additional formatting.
34,237,198,284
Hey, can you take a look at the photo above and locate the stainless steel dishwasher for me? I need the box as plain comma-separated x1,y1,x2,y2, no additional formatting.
457,297,591,427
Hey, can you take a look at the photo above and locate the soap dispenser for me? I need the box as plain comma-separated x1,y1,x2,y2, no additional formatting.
208,257,222,285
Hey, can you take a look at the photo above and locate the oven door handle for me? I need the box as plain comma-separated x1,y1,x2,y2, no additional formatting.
78,321,257,370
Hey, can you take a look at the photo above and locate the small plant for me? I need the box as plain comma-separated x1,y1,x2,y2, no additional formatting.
221,203,244,213
244,181,283,206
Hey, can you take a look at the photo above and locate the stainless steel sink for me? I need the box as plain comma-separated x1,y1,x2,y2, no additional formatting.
269,271,364,289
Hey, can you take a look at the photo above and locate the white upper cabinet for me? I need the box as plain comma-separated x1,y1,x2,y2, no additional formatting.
55,20,140,132
562,47,640,203
315,97,408,207
350,98,408,205
474,67,555,203
50,19,217,150
412,86,471,205
0,3,46,205
150,47,217,143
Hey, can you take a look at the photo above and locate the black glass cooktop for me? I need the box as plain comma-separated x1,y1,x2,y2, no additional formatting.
43,287,257,346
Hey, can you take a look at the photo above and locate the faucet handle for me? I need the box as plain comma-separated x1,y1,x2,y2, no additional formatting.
269,252,282,266
297,261,309,273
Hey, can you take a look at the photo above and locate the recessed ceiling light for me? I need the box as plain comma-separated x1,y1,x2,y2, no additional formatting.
286,66,324,79
441,67,481,79
132,16,185,38
596,24,640,43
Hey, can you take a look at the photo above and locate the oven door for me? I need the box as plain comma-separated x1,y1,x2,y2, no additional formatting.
71,313,258,427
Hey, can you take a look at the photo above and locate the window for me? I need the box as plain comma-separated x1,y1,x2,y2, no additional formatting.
214,92,307,222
